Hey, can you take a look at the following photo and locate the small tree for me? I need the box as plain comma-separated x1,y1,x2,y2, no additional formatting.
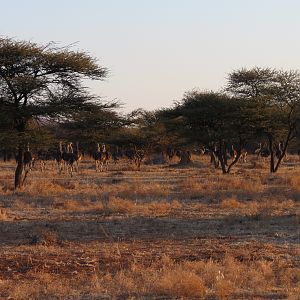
0,38,108,188
162,91,252,172
227,67,300,172
130,109,176,152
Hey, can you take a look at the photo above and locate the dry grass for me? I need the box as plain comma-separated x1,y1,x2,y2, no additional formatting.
116,181,171,200
0,157,299,299
220,194,296,218
0,207,8,220
1,254,298,299
221,196,244,209
177,174,264,202
154,268,207,298
287,172,300,192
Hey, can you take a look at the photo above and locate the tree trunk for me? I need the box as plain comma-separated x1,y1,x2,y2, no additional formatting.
3,149,7,162
217,139,244,174
179,150,192,165
226,151,242,174
211,152,219,168
217,141,228,174
219,156,227,174
15,147,24,189
274,128,293,173
226,138,244,174
268,135,275,173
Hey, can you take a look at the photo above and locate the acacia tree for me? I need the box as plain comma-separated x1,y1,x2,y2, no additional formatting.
57,103,126,145
0,38,108,188
227,67,300,172
129,109,177,151
162,91,252,172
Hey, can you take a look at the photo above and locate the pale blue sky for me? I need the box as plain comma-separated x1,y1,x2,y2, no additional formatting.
1,0,300,112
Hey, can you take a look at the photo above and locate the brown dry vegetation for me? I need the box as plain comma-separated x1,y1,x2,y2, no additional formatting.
0,155,299,299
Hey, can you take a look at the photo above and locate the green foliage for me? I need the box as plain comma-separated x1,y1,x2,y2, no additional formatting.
228,67,300,172
162,91,250,147
129,109,175,148
0,37,112,188
227,67,300,140
0,37,108,146
56,103,126,143
2,37,300,176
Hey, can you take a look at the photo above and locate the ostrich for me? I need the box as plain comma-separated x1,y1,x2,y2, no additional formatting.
255,143,270,160
61,142,76,176
101,144,110,171
111,146,123,164
261,148,270,158
239,149,248,163
124,147,145,169
55,141,64,173
23,143,34,171
208,145,220,168
93,143,110,172
134,149,145,170
254,143,262,158
230,145,247,163
74,142,83,172
229,145,237,160
92,143,101,172
166,146,175,161
37,149,48,172
199,146,206,155
275,141,287,161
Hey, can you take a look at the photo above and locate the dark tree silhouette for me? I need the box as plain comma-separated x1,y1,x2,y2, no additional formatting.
227,67,300,172
0,38,108,188
161,91,252,172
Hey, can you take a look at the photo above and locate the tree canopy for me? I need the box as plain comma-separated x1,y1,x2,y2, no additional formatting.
2,37,300,181
227,67,300,172
0,37,110,187
0,38,108,136
160,91,253,172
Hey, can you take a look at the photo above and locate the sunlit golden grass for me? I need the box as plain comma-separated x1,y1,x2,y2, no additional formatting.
115,181,171,200
2,254,298,299
0,207,8,220
0,158,299,299
154,268,207,298
95,197,182,216
286,172,300,192
221,196,244,209
7,191,183,217
219,175,264,192
56,199,90,211
177,174,264,198
221,196,296,218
